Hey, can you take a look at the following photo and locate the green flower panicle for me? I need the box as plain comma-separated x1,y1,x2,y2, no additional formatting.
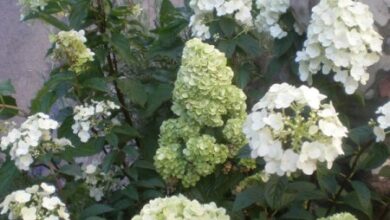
154,38,247,187
51,30,95,74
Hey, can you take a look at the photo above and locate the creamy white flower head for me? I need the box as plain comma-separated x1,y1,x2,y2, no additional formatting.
244,83,347,176
72,100,120,143
132,194,230,220
0,183,70,220
0,113,69,171
296,0,383,94
373,101,390,142
254,0,291,39
189,0,253,39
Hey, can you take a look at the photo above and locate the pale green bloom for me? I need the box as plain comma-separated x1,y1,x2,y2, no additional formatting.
51,30,95,74
132,195,230,220
318,212,357,220
154,39,247,187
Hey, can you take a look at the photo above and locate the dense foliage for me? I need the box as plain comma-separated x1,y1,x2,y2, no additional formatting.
0,0,389,219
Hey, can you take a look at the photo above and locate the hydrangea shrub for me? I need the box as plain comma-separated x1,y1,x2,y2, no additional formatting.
0,0,388,219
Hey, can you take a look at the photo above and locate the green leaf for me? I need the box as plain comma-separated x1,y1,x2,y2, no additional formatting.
69,0,89,29
81,204,115,218
105,133,118,147
112,124,140,138
135,178,165,188
38,13,70,30
217,40,236,58
122,185,139,201
236,34,261,57
0,96,18,119
62,137,105,160
110,32,134,65
349,126,373,145
264,176,288,210
233,185,265,211
159,0,184,27
273,32,296,57
235,63,252,89
144,83,173,116
316,164,338,194
219,18,236,37
59,164,83,177
0,162,20,198
123,145,139,159
117,79,148,106
83,77,109,92
351,181,372,218
0,80,15,96
265,57,284,81
357,143,389,170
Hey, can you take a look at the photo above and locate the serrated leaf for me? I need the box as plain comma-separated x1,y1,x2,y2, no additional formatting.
219,18,236,37
69,0,89,29
144,83,173,116
122,185,139,200
349,126,373,145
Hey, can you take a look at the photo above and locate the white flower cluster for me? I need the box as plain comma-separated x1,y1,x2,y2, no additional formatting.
296,0,382,94
243,83,348,176
1,113,71,171
373,101,390,142
72,100,120,143
0,183,70,220
18,0,49,19
132,194,229,220
254,0,290,39
75,155,129,201
189,0,253,39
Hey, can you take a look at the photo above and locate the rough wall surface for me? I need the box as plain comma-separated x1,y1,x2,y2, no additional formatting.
0,0,51,112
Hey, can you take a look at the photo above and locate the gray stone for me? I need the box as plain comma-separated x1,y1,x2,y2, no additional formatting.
0,0,50,112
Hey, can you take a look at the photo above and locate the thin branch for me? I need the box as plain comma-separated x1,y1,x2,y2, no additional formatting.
0,104,29,117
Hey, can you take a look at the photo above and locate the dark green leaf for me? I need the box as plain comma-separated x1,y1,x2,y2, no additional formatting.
144,83,173,116
351,181,372,218
123,145,139,159
378,165,390,178
112,124,140,138
59,164,83,177
135,178,165,188
0,162,20,198
273,33,296,57
122,185,139,200
233,185,265,211
83,77,109,92
349,126,373,145
38,13,70,30
264,176,288,210
117,79,147,107
81,204,114,218
110,32,134,65
236,34,261,57
0,96,18,119
219,18,235,37
265,57,284,81
69,0,89,29
316,164,338,194
217,40,236,58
